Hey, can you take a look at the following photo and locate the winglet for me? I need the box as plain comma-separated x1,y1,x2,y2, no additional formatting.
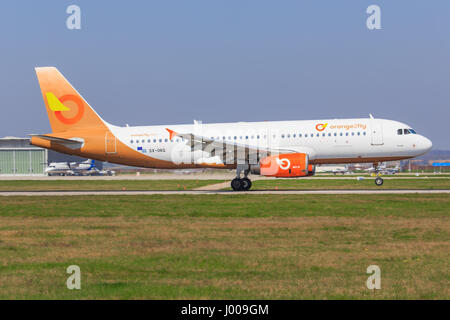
166,128,178,140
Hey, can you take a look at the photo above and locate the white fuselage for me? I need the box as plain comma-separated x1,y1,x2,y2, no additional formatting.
107,118,432,166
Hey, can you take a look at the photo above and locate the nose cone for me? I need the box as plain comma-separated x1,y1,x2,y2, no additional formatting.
423,136,432,152
417,135,432,155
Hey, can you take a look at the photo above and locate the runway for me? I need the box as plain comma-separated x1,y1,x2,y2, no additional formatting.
0,174,448,181
1,189,449,196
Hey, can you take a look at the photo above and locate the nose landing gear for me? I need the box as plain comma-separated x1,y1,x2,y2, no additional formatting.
372,162,384,186
374,176,384,186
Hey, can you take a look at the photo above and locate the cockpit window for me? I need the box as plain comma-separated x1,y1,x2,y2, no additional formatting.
399,128,417,135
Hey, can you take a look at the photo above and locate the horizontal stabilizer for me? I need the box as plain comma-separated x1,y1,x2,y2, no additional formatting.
28,134,82,144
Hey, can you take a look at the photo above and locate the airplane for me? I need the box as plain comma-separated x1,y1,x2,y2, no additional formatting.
30,67,432,190
383,165,401,175
331,166,349,175
315,165,349,175
365,163,400,175
45,159,98,176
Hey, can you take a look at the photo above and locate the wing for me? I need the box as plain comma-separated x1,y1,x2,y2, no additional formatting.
166,128,296,165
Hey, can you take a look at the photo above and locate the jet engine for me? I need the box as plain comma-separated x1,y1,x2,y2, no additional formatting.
251,153,315,177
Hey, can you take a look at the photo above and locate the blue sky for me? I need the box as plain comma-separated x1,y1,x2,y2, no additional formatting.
1,0,449,148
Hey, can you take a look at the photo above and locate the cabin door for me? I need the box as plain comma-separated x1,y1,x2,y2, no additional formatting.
105,132,117,154
370,120,384,145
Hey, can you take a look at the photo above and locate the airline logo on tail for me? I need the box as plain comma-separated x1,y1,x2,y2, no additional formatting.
46,92,84,125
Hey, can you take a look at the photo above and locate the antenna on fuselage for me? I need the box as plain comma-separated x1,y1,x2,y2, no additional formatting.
369,114,374,119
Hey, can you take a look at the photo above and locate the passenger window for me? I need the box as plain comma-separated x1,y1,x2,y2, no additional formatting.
130,140,134,143
305,134,308,137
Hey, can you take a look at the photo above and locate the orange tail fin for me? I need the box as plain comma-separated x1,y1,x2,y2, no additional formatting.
35,67,107,133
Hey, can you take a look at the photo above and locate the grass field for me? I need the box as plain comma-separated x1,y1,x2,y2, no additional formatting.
249,178,450,190
0,180,224,191
0,194,448,299
0,178,449,192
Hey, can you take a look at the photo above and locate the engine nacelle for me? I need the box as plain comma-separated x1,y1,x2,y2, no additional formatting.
257,153,311,177
307,164,316,176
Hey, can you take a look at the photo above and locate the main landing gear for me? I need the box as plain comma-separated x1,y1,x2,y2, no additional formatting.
231,165,252,191
231,177,252,191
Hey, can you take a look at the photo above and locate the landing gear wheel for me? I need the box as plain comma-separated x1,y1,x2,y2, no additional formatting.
241,178,252,191
375,177,384,186
231,178,243,191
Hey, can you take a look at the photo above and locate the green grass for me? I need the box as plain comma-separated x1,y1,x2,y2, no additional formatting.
0,194,448,218
0,179,225,191
1,178,449,192
248,178,450,190
0,194,448,299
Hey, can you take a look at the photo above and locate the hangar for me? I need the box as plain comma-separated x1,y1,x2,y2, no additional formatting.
0,137,103,176
0,137,46,175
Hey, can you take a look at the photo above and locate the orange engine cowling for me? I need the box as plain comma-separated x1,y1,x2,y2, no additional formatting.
307,164,316,176
259,153,310,177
